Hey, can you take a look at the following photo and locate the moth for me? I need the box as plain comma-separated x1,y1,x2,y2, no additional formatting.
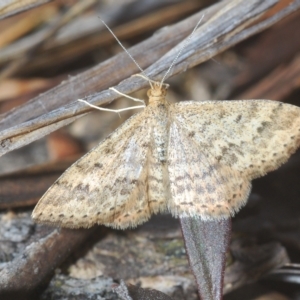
32,20,300,229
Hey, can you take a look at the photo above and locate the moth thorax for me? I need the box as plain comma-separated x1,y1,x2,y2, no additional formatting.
147,86,167,105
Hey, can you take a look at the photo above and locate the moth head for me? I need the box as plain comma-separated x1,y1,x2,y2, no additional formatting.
147,82,169,103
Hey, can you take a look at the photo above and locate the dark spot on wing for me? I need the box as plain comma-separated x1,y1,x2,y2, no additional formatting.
235,115,242,123
120,188,130,195
104,147,111,154
76,183,90,193
257,121,270,133
206,184,216,193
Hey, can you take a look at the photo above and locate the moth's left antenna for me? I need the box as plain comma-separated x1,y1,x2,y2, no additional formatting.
100,18,153,88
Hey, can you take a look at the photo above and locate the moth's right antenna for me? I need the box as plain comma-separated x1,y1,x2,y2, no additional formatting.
160,14,205,88
100,18,154,89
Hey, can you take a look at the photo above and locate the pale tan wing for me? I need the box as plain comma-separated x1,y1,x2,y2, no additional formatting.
171,100,300,180
32,110,154,229
105,131,171,228
167,121,251,220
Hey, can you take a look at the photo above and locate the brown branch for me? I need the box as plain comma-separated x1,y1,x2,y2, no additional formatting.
0,157,79,209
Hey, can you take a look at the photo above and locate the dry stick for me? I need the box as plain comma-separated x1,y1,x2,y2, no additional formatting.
0,0,217,130
1,0,300,159
0,0,51,20
0,0,98,80
0,1,205,68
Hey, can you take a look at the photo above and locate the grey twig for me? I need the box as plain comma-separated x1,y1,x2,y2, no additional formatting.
0,0,299,158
